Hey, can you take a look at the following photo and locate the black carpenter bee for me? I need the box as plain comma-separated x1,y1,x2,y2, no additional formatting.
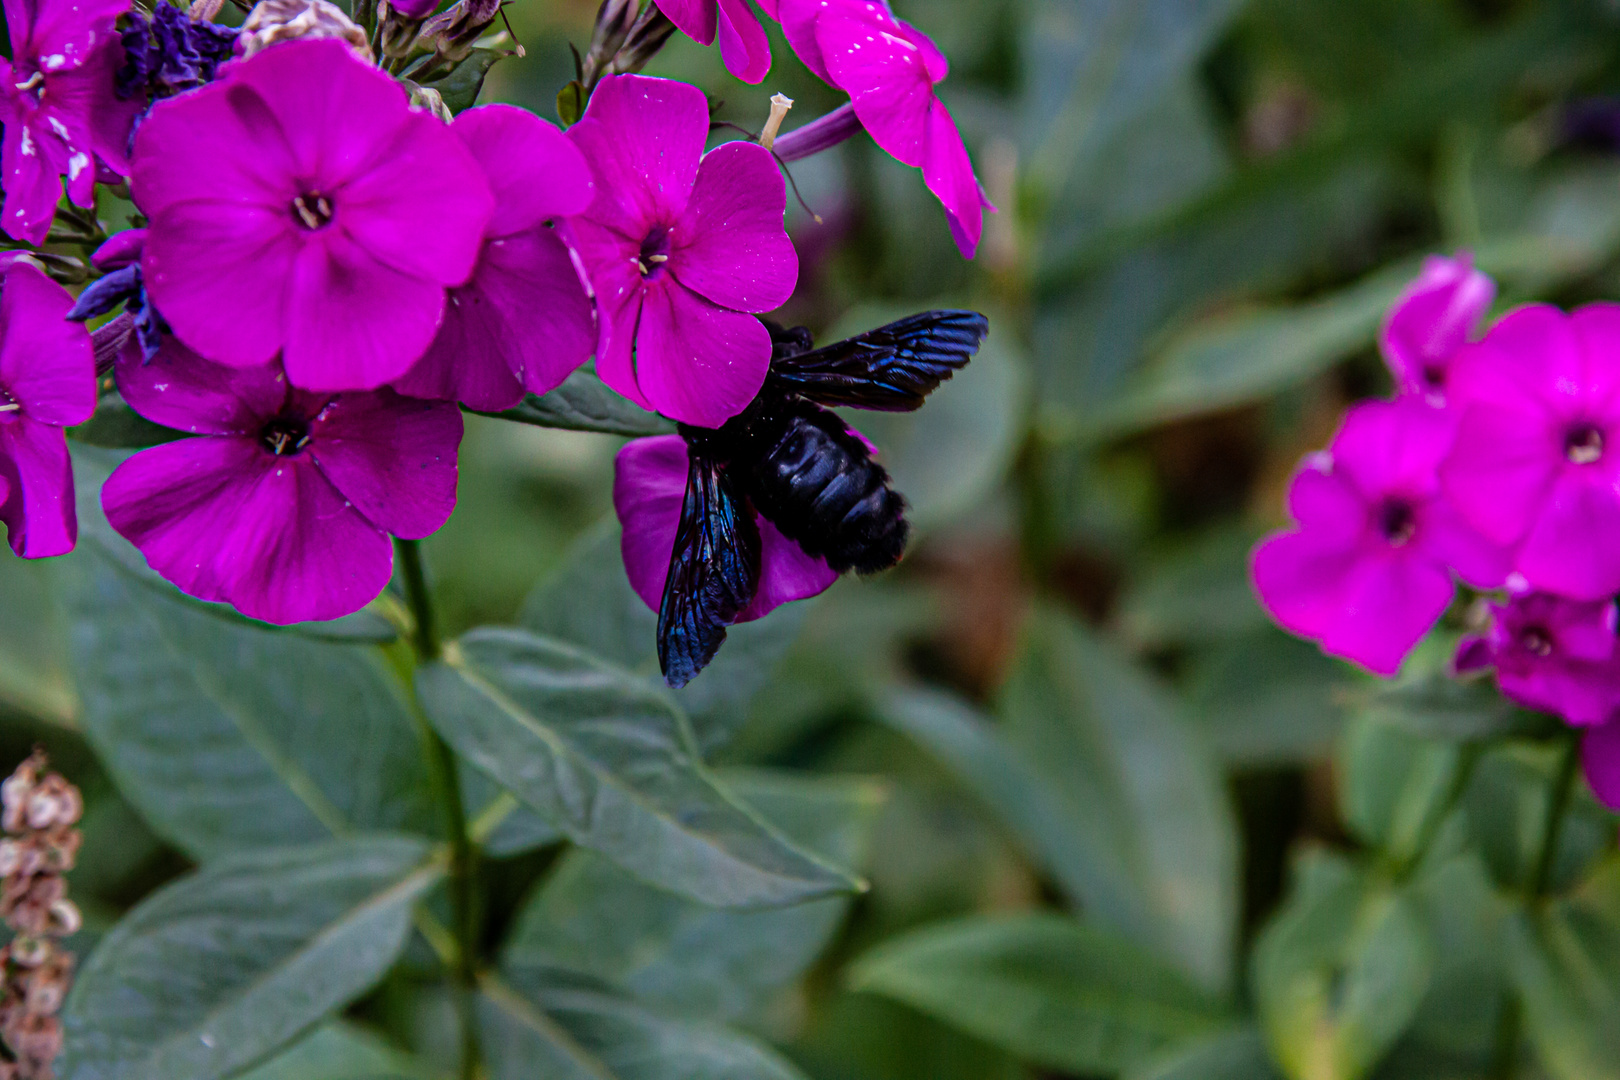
658,309,989,687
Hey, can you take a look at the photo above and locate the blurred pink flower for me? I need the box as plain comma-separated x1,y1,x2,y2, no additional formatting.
1252,398,1509,676
1454,592,1620,726
1441,303,1620,600
1582,719,1620,809
1380,252,1495,405
659,0,772,83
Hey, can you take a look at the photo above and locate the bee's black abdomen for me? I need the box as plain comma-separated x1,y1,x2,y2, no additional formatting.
742,401,908,574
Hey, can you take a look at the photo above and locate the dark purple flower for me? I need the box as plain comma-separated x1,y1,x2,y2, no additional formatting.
1454,592,1620,726
614,434,836,620
0,0,143,243
1379,253,1495,405
1441,304,1620,601
102,341,462,624
0,262,96,558
566,74,797,427
1251,398,1510,676
393,104,596,411
116,1,239,104
774,0,992,257
132,39,494,392
660,0,772,84
1582,718,1620,810
66,229,166,364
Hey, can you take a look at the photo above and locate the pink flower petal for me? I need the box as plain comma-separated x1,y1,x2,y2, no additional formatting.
1379,253,1494,400
1286,463,1365,535
130,77,301,218
922,99,986,259
743,517,836,619
1440,402,1560,545
571,218,652,412
1583,720,1620,810
1250,527,1361,643
18,0,128,70
0,417,74,557
115,339,287,436
1,116,71,245
282,230,447,391
1330,398,1452,501
896,18,948,82
634,278,772,426
1567,302,1620,416
568,74,707,233
1513,470,1620,600
658,0,718,44
102,436,394,624
0,261,94,427
143,199,301,368
820,11,933,167
716,0,772,84
1319,555,1453,677
1447,304,1581,416
778,0,834,84
669,141,796,312
453,104,593,234
1500,661,1620,726
1418,494,1510,591
305,386,461,541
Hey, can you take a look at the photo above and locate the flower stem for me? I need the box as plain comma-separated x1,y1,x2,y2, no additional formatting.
395,538,481,1080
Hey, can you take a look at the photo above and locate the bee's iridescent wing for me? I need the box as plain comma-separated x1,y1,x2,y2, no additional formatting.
767,310,989,412
657,451,762,689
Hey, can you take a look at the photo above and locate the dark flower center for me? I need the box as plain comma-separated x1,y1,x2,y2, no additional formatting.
1378,498,1417,547
1518,625,1554,658
291,192,334,231
638,226,670,277
1421,363,1445,390
1566,423,1605,465
260,417,310,457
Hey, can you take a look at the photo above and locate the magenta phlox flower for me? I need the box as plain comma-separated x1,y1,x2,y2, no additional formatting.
775,0,992,257
132,39,494,392
393,104,595,411
102,339,462,624
660,0,772,84
566,74,796,427
1454,592,1620,726
1251,398,1510,676
0,261,95,557
1440,303,1620,601
1582,718,1620,810
0,0,142,243
1380,253,1496,405
614,434,836,620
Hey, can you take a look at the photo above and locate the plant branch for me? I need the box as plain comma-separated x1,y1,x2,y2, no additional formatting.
395,537,481,1080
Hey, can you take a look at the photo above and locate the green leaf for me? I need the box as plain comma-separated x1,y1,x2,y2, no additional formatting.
484,368,674,437
416,627,861,907
996,605,1239,990
1338,715,1465,865
517,517,810,753
0,547,75,723
1126,1026,1285,1080
70,389,187,449
230,1021,434,1080
1183,628,1349,767
1508,859,1620,1080
1252,852,1433,1080
504,769,886,1021
1465,742,1612,895
1359,668,1547,742
848,912,1232,1075
63,836,442,1080
421,47,505,113
480,970,812,1080
56,545,435,860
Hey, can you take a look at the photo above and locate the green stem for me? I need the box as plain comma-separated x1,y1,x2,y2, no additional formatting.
395,538,481,1080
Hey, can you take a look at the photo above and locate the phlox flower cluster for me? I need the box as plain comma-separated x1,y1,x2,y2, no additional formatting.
1252,253,1620,807
0,0,985,641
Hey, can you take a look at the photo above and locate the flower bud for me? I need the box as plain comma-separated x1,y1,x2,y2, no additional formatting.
240,0,373,62
419,0,501,65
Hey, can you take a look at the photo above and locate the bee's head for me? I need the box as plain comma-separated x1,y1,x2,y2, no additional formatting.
762,320,815,363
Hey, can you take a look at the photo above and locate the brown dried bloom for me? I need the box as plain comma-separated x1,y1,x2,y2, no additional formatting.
0,753,82,1080
240,0,373,62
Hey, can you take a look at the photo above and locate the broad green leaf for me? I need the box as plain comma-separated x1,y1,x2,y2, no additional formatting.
485,368,673,437
231,1021,434,1080
0,547,74,723
70,389,187,449
1508,858,1620,1080
1184,628,1348,766
849,912,1231,1075
416,627,861,907
56,548,435,860
1464,742,1612,895
518,517,810,753
1359,669,1547,742
481,970,811,1080
504,769,886,1021
1339,715,1466,866
1126,1026,1285,1080
1252,853,1433,1080
822,303,1026,531
422,47,506,113
63,836,441,1080
996,606,1239,990
1116,524,1266,649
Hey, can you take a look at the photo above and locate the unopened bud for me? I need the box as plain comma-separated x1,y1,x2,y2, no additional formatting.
604,3,676,80
760,93,793,151
420,0,501,64
240,0,372,62
404,82,454,122
45,900,79,938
